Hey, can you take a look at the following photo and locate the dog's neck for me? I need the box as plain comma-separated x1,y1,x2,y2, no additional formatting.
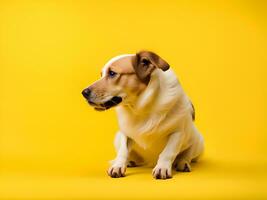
121,70,160,115
135,70,161,112
118,69,183,116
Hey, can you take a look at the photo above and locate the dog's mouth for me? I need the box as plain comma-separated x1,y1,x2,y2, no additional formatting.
88,96,122,111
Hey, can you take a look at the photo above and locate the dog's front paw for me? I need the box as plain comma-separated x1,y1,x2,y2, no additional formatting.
107,165,126,178
152,164,172,180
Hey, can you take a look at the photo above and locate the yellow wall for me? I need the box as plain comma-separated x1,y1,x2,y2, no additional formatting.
0,1,266,199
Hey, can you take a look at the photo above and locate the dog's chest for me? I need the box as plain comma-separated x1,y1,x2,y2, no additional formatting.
117,112,167,149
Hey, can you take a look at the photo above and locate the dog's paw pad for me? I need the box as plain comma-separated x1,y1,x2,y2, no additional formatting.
152,165,172,180
107,166,126,178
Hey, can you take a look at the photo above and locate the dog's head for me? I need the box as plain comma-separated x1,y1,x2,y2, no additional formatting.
82,51,170,111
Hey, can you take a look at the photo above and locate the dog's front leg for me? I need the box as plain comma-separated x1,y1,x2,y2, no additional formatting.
108,131,130,178
153,132,184,179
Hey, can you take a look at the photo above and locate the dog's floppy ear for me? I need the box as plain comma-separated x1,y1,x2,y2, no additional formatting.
132,51,170,83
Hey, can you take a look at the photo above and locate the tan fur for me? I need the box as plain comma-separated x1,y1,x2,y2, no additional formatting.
87,55,146,105
82,52,204,179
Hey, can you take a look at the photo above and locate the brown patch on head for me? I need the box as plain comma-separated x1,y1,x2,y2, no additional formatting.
84,55,147,109
132,51,170,84
100,55,146,96
111,57,146,97
108,56,135,74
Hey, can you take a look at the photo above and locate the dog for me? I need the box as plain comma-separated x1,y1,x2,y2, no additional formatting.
82,51,204,179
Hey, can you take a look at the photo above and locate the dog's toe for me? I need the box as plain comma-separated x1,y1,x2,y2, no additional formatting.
108,166,126,178
152,165,172,180
176,161,191,172
183,163,191,172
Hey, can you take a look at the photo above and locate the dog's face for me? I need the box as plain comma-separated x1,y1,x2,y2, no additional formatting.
82,51,169,111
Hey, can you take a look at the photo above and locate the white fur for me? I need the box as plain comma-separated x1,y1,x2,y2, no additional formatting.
102,54,134,77
108,57,204,179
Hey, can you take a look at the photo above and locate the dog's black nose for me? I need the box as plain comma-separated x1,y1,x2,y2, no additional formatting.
82,88,91,99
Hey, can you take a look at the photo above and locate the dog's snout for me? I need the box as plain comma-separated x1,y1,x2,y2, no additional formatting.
82,88,91,99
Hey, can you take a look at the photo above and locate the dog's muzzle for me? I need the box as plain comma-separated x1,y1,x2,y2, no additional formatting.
82,88,122,111
93,96,122,111
103,96,122,108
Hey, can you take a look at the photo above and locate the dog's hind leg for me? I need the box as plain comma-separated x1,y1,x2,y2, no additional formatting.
174,147,194,172
174,130,204,172
127,147,145,167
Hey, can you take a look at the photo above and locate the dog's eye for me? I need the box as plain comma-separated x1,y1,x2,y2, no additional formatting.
141,58,150,66
108,70,117,78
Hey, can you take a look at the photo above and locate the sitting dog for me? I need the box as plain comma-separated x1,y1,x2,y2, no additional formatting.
82,51,204,179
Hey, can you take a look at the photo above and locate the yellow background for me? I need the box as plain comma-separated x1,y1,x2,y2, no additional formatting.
0,0,266,199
